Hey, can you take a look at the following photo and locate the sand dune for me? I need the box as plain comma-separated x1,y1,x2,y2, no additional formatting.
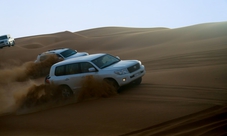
21,43,44,49
0,21,227,135
76,27,169,37
121,105,227,136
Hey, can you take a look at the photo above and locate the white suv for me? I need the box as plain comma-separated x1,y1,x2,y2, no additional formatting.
0,34,15,48
45,53,145,96
35,48,89,63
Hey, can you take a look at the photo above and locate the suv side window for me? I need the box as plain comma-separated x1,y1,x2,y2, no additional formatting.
55,63,80,76
80,62,95,73
65,63,80,75
55,65,65,76
40,54,57,62
40,55,47,61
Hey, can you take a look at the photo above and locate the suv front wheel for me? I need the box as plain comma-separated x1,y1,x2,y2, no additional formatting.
133,77,142,85
104,78,120,92
11,41,15,46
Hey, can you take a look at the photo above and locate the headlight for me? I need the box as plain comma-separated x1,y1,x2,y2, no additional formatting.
114,69,129,75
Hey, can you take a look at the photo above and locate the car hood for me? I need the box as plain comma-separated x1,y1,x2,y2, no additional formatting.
103,60,139,70
66,52,88,59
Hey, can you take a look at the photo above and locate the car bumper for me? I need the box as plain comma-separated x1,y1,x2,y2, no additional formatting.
115,66,145,86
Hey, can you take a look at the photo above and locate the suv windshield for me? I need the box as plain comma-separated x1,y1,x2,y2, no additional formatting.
92,54,120,69
0,35,7,40
60,49,77,58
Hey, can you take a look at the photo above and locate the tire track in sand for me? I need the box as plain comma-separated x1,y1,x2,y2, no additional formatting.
120,105,227,136
119,84,227,135
121,83,227,105
144,48,227,70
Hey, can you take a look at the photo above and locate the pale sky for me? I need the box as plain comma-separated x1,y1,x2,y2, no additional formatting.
2,0,227,38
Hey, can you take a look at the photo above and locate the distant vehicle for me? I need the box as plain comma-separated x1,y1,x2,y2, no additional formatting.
0,34,15,49
45,53,145,97
35,48,89,63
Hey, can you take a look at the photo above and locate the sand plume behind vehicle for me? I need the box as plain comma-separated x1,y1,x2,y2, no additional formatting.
0,81,70,115
17,77,118,114
0,55,60,114
0,81,34,115
78,75,118,102
0,55,60,83
0,76,118,115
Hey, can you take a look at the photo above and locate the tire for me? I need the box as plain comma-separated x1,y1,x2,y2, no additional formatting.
58,85,73,98
104,78,120,92
12,41,15,46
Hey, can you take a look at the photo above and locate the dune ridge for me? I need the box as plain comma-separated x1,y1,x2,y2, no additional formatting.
76,27,169,37
0,21,227,135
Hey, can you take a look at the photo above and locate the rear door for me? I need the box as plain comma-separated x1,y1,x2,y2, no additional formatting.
53,63,81,90
53,62,99,91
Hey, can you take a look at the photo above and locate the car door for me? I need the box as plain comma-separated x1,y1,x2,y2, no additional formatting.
62,63,83,91
53,62,99,91
53,63,81,91
78,62,100,83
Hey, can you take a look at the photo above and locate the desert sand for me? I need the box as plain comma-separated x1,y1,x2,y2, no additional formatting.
0,21,227,135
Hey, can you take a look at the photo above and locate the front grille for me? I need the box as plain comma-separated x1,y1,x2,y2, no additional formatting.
127,63,140,73
0,41,4,44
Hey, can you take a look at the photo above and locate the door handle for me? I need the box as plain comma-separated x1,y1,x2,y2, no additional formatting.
65,78,69,81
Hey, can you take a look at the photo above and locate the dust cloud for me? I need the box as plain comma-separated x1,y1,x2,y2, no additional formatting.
17,76,118,114
78,75,117,102
0,55,60,84
0,56,117,115
0,80,34,115
20,84,59,108
0,80,67,115
0,55,60,115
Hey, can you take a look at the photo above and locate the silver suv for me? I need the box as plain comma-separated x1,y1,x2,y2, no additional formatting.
45,53,145,96
0,34,15,49
35,48,89,63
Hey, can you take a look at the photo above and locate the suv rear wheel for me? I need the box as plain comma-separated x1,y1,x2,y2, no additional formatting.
58,85,73,98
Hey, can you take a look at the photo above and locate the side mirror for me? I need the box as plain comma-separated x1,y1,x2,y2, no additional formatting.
88,67,96,72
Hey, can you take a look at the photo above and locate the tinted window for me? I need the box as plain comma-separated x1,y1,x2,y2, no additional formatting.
0,36,7,40
80,62,95,73
40,54,57,62
65,63,80,75
55,65,65,76
60,49,77,58
55,63,80,76
92,54,120,69
40,56,47,61
55,62,97,76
